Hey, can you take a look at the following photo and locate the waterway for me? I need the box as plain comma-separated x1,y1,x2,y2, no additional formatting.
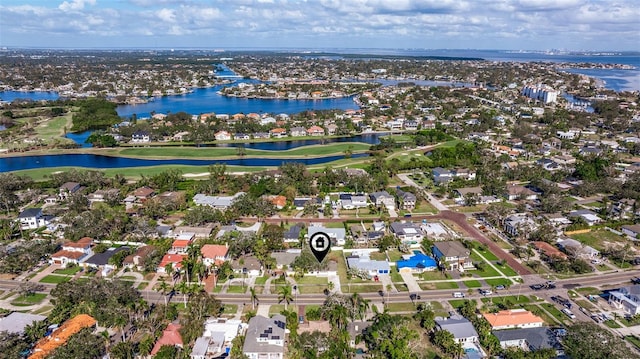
0,153,369,172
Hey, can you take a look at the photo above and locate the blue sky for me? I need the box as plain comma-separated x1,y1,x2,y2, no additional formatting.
1,0,638,51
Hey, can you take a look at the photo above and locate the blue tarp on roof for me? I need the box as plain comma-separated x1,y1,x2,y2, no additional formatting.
397,252,437,270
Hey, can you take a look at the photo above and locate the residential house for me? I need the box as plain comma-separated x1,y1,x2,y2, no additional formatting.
132,186,156,202
131,130,151,143
568,209,602,226
271,249,301,271
151,323,183,356
17,207,49,230
234,133,250,140
557,238,600,260
267,195,287,210
432,241,473,271
191,318,245,359
83,246,131,276
29,314,97,359
201,244,229,267
123,245,157,271
346,253,390,275
347,321,371,350
532,241,568,260
609,285,640,315
339,193,368,210
396,189,417,210
253,132,270,139
483,309,544,330
284,224,303,243
622,224,640,238
170,232,195,254
505,184,538,201
243,315,287,359
493,327,558,351
0,312,47,335
389,222,424,244
326,124,338,135
369,191,395,209
432,167,453,185
435,314,479,345
157,254,186,274
214,131,232,141
192,192,244,210
306,126,325,136
397,252,437,273
59,182,81,200
503,213,538,237
454,168,476,181
50,237,93,268
231,255,262,277
308,226,346,246
404,120,419,131
173,224,215,239
87,188,119,206
270,128,287,138
290,126,307,137
454,187,483,205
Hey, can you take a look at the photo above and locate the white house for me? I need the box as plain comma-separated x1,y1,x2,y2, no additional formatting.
308,226,346,246
214,131,232,141
608,285,640,315
243,315,287,359
17,208,49,230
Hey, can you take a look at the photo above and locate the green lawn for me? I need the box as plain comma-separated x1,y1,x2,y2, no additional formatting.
296,276,328,294
34,114,74,142
476,249,499,261
485,278,513,287
32,305,53,315
625,336,640,349
268,304,287,316
497,264,518,277
463,280,482,288
40,275,71,284
343,284,383,294
386,302,417,312
466,265,501,278
540,303,568,324
10,293,47,306
575,287,601,296
119,142,371,159
226,285,247,294
419,271,450,281
570,229,627,251
604,320,622,329
522,304,559,325
222,304,238,314
434,282,459,290
53,266,81,275
489,295,531,305
449,299,471,309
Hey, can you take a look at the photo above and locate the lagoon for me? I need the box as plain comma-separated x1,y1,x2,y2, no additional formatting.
0,153,369,172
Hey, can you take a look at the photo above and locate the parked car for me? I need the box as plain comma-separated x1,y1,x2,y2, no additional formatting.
479,289,492,296
495,285,506,290
452,292,465,298
561,308,576,319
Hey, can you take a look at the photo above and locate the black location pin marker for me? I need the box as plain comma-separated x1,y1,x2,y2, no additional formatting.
309,232,331,263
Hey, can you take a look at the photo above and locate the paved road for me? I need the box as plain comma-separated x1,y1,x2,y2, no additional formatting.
2,271,635,308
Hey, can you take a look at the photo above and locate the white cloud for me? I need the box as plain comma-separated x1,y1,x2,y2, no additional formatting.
59,0,96,12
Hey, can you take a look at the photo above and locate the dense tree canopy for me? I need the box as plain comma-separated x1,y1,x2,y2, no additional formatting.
71,97,121,132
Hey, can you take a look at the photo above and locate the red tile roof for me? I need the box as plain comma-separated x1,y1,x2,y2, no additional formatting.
151,323,183,355
201,244,229,260
51,250,86,260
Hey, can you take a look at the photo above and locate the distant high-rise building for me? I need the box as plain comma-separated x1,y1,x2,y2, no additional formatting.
521,84,558,104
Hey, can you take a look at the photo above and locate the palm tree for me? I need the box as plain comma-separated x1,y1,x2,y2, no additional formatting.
278,285,294,310
176,280,189,307
249,287,259,310
158,278,170,305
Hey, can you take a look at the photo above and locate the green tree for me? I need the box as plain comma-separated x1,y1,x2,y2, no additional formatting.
278,284,294,310
563,322,640,359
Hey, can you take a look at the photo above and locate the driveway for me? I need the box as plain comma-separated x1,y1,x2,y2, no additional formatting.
399,271,421,292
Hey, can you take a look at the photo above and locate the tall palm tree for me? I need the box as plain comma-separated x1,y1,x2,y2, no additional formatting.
278,285,294,310
327,304,349,331
359,297,371,320
176,280,190,307
158,278,170,305
249,287,259,310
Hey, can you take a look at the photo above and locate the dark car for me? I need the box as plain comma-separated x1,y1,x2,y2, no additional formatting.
531,284,545,290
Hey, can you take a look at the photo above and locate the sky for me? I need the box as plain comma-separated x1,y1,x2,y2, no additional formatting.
0,0,639,51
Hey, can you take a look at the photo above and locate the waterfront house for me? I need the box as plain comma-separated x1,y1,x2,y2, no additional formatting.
132,186,156,202
290,126,307,137
307,126,325,136
131,130,151,143
253,132,270,139
234,133,250,140
214,131,232,141
270,128,287,138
